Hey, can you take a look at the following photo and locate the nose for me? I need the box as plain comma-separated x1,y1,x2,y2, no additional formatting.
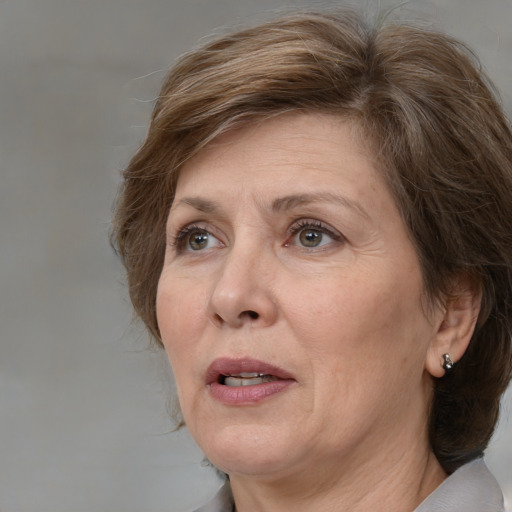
208,242,278,328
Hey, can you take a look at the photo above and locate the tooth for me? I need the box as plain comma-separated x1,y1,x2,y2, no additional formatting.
224,375,279,387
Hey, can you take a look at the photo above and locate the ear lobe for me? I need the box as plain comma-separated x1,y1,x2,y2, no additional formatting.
425,277,482,378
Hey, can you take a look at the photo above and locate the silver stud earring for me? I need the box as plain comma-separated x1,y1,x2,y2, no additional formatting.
442,353,454,372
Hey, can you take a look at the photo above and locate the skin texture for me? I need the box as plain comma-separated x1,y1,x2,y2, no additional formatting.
156,113,479,511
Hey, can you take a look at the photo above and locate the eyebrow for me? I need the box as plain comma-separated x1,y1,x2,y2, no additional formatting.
173,192,369,220
271,192,370,220
173,197,220,214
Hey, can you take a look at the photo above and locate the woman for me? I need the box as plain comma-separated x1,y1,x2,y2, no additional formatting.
112,10,512,512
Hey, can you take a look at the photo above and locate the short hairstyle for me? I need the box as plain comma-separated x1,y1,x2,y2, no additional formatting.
111,10,512,474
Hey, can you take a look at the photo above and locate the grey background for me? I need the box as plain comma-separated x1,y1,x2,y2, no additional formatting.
1,1,511,511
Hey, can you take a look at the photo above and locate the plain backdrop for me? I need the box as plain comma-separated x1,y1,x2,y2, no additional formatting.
1,1,511,511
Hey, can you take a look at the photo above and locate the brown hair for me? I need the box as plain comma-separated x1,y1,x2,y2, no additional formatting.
111,10,512,473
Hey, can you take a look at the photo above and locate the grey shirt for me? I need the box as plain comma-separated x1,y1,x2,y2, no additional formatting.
194,458,504,512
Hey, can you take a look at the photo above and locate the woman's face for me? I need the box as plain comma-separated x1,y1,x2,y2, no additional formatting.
157,113,444,480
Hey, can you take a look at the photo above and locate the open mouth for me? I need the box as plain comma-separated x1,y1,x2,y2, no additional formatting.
206,357,295,386
206,358,296,404
219,372,281,387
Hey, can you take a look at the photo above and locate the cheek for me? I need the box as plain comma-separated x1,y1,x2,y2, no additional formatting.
156,274,208,382
156,285,210,425
285,267,428,370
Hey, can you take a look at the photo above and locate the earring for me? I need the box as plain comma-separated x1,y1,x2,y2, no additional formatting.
442,353,454,372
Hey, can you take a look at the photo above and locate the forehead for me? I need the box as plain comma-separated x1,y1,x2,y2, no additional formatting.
174,112,383,200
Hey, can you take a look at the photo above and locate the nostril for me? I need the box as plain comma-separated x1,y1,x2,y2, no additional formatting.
246,310,259,319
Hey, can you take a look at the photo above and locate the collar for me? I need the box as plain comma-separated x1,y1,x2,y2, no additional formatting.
414,458,504,512
194,458,504,512
193,480,233,512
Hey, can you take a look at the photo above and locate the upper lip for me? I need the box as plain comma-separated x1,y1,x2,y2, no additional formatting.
206,357,295,385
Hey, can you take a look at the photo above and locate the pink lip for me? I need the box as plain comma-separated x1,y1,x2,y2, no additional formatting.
206,357,296,405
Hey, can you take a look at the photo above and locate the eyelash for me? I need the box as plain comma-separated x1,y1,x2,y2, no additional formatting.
171,224,212,249
170,219,344,253
286,219,344,246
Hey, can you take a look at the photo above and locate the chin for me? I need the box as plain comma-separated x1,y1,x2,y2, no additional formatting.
199,424,298,477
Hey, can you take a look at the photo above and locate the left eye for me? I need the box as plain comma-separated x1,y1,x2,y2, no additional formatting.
177,228,222,252
291,225,336,248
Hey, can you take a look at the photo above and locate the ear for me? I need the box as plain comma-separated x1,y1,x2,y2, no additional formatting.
425,276,482,378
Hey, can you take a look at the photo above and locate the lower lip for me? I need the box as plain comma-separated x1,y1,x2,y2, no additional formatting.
208,380,295,405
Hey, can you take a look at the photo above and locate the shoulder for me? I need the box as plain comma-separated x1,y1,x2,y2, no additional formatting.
414,458,504,512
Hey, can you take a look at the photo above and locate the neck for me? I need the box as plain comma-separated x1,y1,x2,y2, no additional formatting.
229,423,446,512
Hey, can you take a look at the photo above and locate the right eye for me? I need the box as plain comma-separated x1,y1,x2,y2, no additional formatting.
175,226,222,252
